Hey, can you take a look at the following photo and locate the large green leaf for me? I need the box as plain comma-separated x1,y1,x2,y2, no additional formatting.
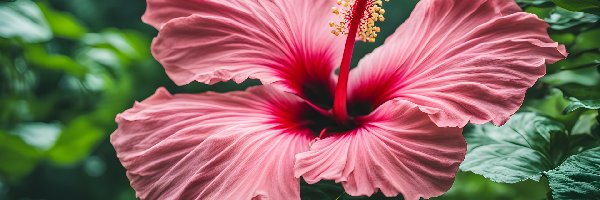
545,147,600,199
0,0,51,42
460,113,568,183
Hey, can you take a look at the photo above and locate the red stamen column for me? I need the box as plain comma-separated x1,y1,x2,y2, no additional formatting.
332,0,369,125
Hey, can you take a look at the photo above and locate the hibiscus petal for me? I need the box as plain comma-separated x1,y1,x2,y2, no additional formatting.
142,0,206,29
150,0,343,98
111,86,314,200
294,100,466,200
348,0,567,127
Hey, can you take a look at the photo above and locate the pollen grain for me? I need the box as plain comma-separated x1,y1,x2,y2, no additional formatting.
330,0,390,43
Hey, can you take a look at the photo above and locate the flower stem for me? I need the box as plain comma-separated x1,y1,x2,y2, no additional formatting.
332,0,369,125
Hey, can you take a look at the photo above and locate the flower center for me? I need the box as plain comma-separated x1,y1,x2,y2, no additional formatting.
330,0,388,125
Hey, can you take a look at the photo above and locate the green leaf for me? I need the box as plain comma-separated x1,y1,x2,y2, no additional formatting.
525,89,581,126
38,3,88,39
544,7,599,30
550,33,576,46
517,0,553,6
434,172,548,200
337,193,402,200
12,122,62,151
101,30,149,59
81,29,150,62
559,84,600,100
77,29,151,70
572,29,600,53
542,67,600,87
552,52,600,71
545,147,600,199
0,132,43,181
460,113,568,183
564,98,600,113
77,47,122,69
552,0,600,15
24,44,88,77
0,0,52,42
300,180,403,200
300,180,343,200
46,116,104,165
571,111,599,136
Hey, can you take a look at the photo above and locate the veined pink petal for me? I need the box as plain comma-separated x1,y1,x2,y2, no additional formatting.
347,0,567,127
142,0,217,29
142,0,204,29
111,86,314,200
294,100,466,200
150,0,343,98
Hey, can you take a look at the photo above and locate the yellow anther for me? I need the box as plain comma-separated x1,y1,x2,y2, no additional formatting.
374,6,380,12
328,0,389,41
332,7,339,14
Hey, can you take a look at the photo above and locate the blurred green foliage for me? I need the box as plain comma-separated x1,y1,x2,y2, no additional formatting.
0,0,158,199
0,0,599,200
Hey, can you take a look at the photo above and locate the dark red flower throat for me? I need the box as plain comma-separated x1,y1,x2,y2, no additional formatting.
300,0,386,136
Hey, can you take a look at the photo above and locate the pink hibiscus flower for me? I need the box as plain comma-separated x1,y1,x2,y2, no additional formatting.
111,0,567,199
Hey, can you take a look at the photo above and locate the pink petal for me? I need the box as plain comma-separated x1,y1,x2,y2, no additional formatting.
142,0,205,29
150,0,343,97
294,100,466,200
111,86,314,200
347,0,567,127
